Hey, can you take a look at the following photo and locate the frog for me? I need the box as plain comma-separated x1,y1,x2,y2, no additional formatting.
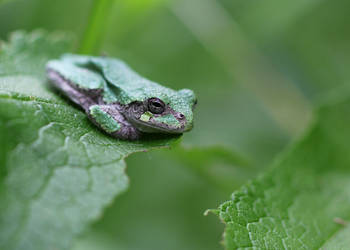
46,54,197,140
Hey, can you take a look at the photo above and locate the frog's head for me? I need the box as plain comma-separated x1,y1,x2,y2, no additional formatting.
124,89,197,134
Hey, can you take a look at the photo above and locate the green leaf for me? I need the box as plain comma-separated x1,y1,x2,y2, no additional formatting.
73,148,232,250
321,221,350,249
214,95,350,249
0,30,174,250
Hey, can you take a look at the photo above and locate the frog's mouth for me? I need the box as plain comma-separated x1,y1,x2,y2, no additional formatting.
127,114,189,134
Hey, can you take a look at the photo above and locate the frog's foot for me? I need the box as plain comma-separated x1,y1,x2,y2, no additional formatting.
111,123,141,140
87,104,141,140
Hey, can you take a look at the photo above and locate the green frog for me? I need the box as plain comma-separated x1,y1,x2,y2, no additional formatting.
46,54,197,140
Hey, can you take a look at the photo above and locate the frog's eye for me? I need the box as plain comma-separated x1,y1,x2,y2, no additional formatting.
148,98,165,114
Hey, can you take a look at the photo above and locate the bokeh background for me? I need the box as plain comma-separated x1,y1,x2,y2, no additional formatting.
0,0,349,249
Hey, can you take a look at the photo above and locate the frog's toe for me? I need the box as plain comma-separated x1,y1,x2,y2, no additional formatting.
112,126,141,140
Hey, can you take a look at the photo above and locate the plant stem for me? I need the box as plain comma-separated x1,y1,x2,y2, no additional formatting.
79,0,114,54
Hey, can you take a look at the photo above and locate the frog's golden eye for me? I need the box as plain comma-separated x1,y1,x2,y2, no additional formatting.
148,97,165,114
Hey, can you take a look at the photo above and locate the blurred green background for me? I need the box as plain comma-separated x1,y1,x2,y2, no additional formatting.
1,0,349,249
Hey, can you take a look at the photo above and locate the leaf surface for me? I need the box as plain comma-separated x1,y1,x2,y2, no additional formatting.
0,30,174,250
215,95,350,249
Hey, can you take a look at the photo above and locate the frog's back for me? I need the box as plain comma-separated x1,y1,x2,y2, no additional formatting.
62,54,176,104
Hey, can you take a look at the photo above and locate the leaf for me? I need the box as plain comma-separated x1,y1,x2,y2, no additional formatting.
321,222,350,249
73,148,232,250
214,95,350,249
0,30,72,78
0,30,175,250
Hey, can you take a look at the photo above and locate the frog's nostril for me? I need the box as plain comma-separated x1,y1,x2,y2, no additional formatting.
177,113,185,120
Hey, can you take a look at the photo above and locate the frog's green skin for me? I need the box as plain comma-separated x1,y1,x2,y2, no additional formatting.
46,54,197,140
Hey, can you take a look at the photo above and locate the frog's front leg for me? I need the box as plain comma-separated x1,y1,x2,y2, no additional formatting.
88,104,141,140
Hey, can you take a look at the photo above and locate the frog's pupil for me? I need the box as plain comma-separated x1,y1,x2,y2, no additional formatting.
152,102,161,107
148,98,165,114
